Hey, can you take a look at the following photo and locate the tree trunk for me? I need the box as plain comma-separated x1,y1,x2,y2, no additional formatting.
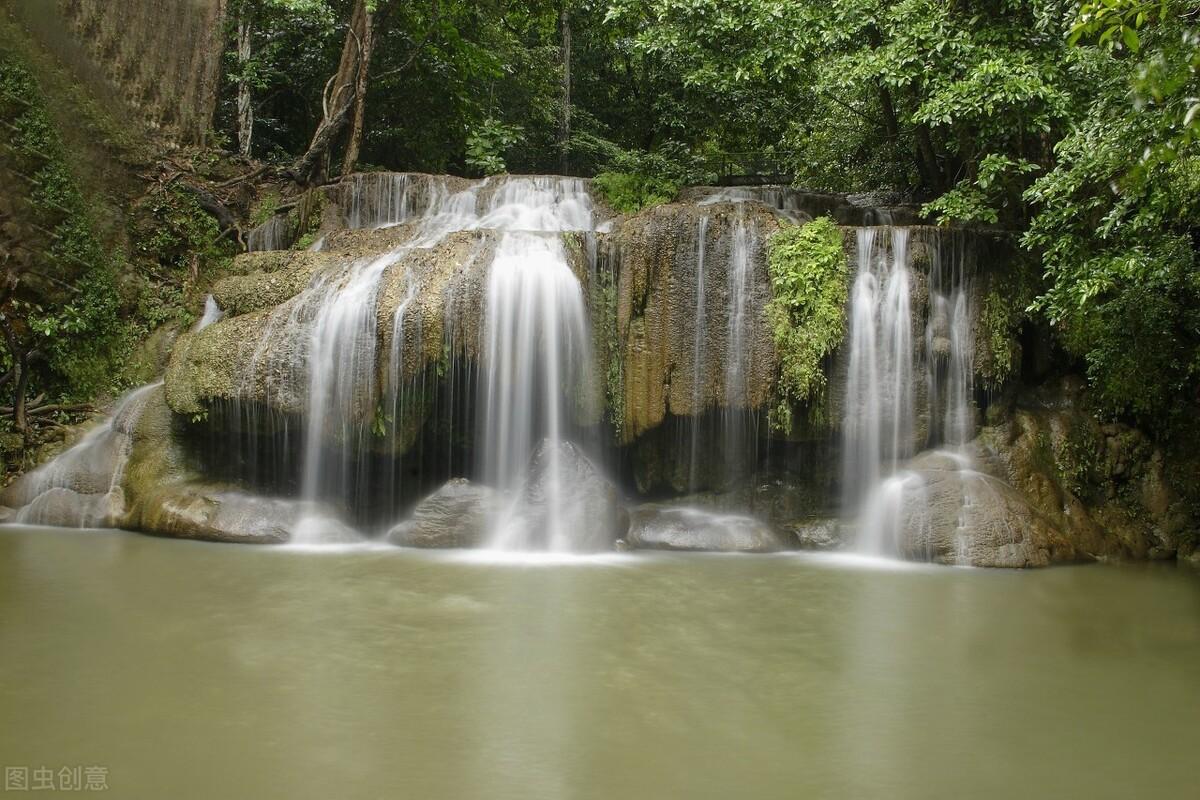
0,318,28,434
341,1,375,176
290,0,372,185
236,9,254,158
558,3,572,175
11,352,28,435
915,122,942,193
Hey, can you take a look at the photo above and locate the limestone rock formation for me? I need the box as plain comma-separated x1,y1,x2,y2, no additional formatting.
972,377,1198,561
611,201,782,441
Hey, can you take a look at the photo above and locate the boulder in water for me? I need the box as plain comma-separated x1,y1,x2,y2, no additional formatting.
387,478,502,548
136,485,351,544
499,440,626,551
785,517,844,550
627,503,786,552
868,450,1082,568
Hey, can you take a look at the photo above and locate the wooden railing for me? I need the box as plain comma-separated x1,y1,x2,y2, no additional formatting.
703,152,798,186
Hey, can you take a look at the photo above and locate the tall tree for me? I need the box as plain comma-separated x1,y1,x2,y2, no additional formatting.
235,3,255,157
289,0,374,184
558,1,571,174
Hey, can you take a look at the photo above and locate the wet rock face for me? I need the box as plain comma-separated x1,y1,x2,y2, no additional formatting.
210,251,341,317
165,228,494,422
503,439,627,551
611,202,782,442
626,503,787,552
1,384,167,529
887,450,1082,568
971,377,1200,561
387,479,503,549
136,487,295,544
135,484,361,545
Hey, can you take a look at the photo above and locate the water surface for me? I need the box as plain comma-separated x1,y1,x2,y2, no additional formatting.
1,526,1197,798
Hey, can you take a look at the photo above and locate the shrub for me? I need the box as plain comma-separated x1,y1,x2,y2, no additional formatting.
765,217,848,431
591,171,678,214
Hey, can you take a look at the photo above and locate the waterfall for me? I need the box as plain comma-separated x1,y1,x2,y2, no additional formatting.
675,207,769,495
472,179,598,551
194,295,223,331
11,382,162,528
842,228,915,508
847,229,978,558
246,214,292,252
295,252,395,526
721,217,757,479
687,217,708,492
927,233,975,448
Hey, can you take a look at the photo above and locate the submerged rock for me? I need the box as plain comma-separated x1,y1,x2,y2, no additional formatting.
626,503,786,552
785,517,844,550
500,440,626,551
387,478,503,549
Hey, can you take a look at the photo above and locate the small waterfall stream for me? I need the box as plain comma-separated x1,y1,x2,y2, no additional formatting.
687,217,708,492
11,382,163,528
847,228,978,559
481,232,592,550
842,228,915,509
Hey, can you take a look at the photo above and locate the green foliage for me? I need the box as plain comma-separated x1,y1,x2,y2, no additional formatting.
250,191,281,226
0,54,131,398
1068,1,1167,51
976,260,1039,391
924,156,1040,226
591,171,678,213
1022,4,1200,427
371,405,390,438
764,217,847,431
464,116,524,175
135,187,229,273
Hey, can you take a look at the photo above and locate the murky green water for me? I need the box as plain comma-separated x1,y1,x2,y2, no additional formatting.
1,526,1198,799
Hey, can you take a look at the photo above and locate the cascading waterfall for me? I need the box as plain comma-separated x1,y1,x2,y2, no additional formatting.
481,233,592,551
246,215,292,252
12,382,162,528
233,177,486,532
5,171,1012,559
296,253,394,524
842,228,915,510
927,233,975,448
239,173,599,547
687,217,709,493
194,295,223,331
472,179,597,551
677,208,767,494
721,217,757,477
848,229,978,558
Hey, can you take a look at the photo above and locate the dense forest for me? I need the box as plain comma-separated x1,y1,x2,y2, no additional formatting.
0,0,1197,472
